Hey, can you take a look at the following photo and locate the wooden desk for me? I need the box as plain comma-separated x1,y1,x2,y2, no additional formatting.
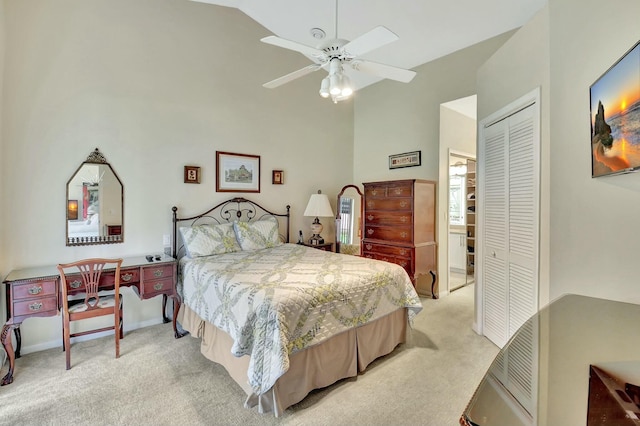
1,254,186,386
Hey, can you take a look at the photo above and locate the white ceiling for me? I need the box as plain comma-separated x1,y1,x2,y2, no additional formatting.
191,0,546,92
442,95,477,119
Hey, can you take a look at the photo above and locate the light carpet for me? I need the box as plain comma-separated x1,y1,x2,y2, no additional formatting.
0,284,498,425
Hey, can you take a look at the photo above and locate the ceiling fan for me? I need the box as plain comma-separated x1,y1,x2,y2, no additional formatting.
260,0,416,103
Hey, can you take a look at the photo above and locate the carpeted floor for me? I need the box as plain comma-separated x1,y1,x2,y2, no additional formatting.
0,284,498,425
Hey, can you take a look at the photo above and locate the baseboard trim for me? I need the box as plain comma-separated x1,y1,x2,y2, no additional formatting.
16,317,165,356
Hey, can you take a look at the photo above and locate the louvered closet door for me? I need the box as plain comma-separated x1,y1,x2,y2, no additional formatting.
481,101,539,348
482,119,509,346
507,106,538,339
480,98,539,423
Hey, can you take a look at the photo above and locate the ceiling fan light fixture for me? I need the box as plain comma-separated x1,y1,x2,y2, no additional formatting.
319,77,330,98
328,58,341,75
340,74,353,97
329,73,341,95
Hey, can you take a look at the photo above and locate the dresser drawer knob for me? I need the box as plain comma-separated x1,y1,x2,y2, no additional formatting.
121,273,133,282
371,190,378,196
28,285,43,295
400,249,407,255
394,189,402,195
153,270,164,278
153,283,163,291
29,302,43,311
400,261,407,267
366,244,372,250
401,232,408,238
367,201,375,208
367,214,374,221
367,229,374,235
401,216,408,223
70,280,82,289
400,201,407,208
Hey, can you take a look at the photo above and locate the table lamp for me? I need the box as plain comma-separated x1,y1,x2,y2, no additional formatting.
303,190,334,245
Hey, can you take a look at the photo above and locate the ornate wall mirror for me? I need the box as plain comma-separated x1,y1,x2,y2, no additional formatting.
335,185,363,256
66,148,124,246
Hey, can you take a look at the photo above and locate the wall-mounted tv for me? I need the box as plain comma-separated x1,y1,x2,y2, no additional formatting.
590,40,640,177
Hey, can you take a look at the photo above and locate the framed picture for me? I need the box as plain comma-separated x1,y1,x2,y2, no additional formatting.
389,151,421,169
216,151,260,193
590,39,640,177
272,170,284,185
184,166,201,184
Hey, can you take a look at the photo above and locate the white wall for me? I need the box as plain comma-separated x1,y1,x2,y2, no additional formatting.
438,105,476,295
477,0,640,308
0,2,5,281
548,0,640,304
0,0,353,353
354,31,514,296
476,5,551,309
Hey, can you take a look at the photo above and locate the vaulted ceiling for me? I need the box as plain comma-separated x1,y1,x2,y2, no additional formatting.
191,0,546,92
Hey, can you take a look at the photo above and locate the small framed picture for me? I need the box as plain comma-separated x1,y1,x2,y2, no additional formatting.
216,151,260,192
184,166,201,184
389,150,421,169
272,170,284,185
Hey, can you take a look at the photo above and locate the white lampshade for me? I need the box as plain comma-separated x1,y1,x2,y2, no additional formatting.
319,77,330,98
340,74,353,97
329,73,341,96
303,193,334,218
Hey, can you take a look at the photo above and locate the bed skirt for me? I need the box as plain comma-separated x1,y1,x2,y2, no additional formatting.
178,305,408,416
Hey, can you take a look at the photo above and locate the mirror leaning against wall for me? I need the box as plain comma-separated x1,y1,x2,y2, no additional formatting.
66,148,124,246
335,185,363,256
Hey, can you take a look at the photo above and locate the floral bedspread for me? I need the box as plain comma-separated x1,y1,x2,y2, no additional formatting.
179,243,422,395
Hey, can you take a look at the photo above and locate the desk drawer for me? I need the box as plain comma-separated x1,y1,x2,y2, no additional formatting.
143,265,173,280
100,268,139,286
13,280,57,300
13,296,58,317
142,277,173,296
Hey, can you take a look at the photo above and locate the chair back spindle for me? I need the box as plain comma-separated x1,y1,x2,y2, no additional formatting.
57,258,124,370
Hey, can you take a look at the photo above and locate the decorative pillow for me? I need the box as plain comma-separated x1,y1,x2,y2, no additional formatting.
233,217,282,251
179,222,241,257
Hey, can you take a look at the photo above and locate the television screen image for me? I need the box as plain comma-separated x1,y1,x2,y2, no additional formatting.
590,40,640,177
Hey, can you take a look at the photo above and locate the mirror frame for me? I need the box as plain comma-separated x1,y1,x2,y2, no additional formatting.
335,184,364,256
66,148,124,246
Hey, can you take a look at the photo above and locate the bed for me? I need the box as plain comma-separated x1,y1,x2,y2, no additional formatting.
67,215,100,238
172,197,422,416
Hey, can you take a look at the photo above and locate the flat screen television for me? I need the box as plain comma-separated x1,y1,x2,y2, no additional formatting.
590,39,640,177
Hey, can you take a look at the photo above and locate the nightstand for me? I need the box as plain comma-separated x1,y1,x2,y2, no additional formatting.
300,242,333,252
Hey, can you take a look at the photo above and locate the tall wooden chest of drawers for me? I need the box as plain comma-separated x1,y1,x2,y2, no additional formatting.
362,179,438,298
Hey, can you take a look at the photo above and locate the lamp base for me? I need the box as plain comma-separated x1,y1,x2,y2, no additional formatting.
309,217,325,245
308,234,325,246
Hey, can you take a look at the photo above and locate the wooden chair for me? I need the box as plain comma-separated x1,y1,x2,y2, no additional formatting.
57,258,124,370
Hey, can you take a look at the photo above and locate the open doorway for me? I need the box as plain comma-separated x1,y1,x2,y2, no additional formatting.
449,153,475,291
439,95,477,296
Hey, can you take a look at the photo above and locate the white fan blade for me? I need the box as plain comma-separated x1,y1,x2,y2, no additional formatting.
351,60,416,83
342,26,399,57
263,64,322,89
261,36,326,61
